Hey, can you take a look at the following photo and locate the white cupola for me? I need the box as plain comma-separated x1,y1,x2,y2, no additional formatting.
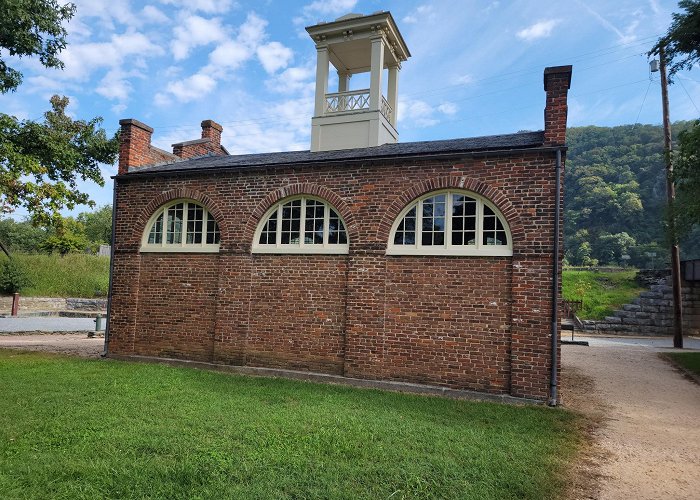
306,12,411,152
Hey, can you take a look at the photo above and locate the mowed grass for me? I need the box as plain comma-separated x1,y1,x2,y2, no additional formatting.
663,352,700,377
562,269,645,320
12,253,109,297
0,350,581,499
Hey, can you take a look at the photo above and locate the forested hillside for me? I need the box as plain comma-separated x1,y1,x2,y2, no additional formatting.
565,121,699,267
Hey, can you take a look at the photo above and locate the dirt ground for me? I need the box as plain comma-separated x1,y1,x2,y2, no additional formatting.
2,333,699,499
0,332,104,357
562,338,700,500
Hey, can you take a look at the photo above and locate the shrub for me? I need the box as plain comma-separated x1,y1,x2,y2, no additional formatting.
0,258,33,293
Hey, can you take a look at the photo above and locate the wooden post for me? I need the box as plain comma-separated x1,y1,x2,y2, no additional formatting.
659,46,684,349
11,293,19,316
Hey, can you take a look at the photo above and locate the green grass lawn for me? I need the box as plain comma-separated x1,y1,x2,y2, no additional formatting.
0,350,581,499
663,352,700,377
11,253,109,297
562,269,645,320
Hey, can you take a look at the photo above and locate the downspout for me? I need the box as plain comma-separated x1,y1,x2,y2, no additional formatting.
101,179,118,357
548,148,562,406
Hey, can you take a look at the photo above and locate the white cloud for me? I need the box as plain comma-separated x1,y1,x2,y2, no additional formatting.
171,15,228,60
438,102,458,115
141,5,170,24
165,73,218,102
516,19,560,41
257,42,294,74
160,0,235,14
209,40,251,70
303,0,357,16
59,31,163,81
237,12,268,48
96,70,133,101
574,1,638,43
452,74,474,85
266,65,314,94
294,0,358,25
402,5,436,24
399,99,439,128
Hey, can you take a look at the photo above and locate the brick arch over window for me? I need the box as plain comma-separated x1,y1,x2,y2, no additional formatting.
244,183,357,248
376,176,524,247
135,188,227,245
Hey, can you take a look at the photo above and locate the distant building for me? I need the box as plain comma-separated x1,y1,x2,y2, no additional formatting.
107,11,572,402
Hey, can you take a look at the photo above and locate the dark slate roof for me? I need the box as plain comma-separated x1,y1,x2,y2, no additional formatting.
127,130,545,176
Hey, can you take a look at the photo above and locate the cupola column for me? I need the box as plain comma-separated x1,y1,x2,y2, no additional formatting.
387,64,399,127
369,36,384,111
314,46,329,117
338,71,350,92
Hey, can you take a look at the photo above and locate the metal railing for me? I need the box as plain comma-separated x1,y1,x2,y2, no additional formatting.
381,95,392,122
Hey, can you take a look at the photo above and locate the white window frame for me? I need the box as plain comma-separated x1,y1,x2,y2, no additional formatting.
387,190,513,256
252,196,349,254
140,199,220,253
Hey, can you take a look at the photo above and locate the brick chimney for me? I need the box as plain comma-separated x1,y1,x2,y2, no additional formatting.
118,119,178,174
118,119,154,175
543,65,572,146
172,119,227,159
201,119,222,147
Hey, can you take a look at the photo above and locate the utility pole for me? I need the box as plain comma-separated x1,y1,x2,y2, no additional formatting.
658,46,684,348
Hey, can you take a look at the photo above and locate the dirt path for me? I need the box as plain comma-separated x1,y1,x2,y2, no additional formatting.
0,333,103,357
563,337,700,500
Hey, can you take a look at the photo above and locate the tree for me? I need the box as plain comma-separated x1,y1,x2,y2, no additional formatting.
673,120,700,237
39,216,89,255
77,205,112,244
649,1,700,81
0,96,118,226
0,0,76,93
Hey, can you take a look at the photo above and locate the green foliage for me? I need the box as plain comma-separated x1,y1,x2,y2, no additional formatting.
673,120,700,238
650,0,700,81
663,352,700,376
11,253,108,297
0,0,75,93
0,351,581,499
77,204,112,244
562,270,645,320
0,218,49,252
0,96,119,226
0,257,32,293
565,122,699,265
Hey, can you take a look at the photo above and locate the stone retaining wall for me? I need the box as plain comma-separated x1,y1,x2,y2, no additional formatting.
583,277,700,335
0,296,107,315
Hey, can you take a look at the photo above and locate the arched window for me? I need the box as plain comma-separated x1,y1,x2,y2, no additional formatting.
141,200,220,253
387,190,512,256
253,196,349,254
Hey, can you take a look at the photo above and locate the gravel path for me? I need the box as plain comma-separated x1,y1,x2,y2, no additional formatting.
563,336,700,500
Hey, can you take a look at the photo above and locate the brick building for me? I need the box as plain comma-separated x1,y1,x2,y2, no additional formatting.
107,12,571,402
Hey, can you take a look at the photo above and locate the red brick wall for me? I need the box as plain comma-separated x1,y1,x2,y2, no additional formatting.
109,151,563,401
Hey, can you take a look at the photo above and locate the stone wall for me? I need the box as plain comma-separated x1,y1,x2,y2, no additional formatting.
0,296,107,315
583,277,700,335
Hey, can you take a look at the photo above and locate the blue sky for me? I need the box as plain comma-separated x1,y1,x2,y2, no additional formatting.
1,0,699,215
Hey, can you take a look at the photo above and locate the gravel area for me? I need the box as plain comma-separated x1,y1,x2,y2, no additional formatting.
562,335,700,500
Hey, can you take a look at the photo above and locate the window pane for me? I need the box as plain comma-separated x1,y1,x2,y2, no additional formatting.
186,204,204,244
304,199,324,244
394,207,416,245
166,203,183,244
281,200,301,244
148,214,163,244
421,196,445,246
259,211,277,245
207,218,221,244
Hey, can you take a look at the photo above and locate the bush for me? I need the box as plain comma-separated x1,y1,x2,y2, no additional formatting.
0,258,33,293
